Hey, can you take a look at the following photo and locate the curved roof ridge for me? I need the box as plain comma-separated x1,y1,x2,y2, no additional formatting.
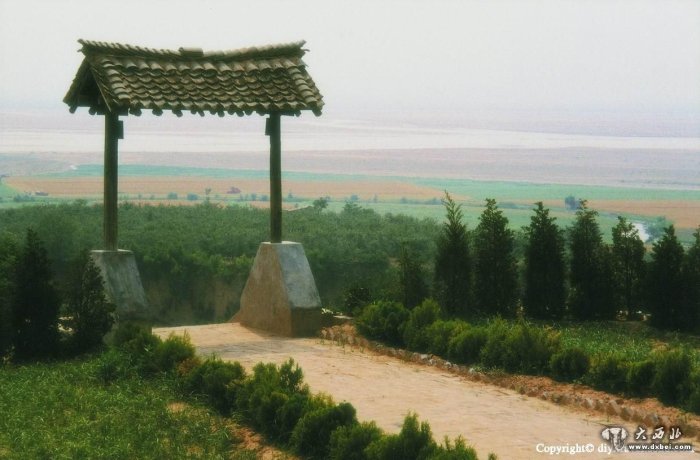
77,39,307,61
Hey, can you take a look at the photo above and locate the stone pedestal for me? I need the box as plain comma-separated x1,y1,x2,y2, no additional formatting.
233,242,321,337
90,249,151,322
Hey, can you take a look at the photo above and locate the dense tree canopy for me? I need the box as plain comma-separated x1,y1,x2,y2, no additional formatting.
0,200,697,333
0,202,439,324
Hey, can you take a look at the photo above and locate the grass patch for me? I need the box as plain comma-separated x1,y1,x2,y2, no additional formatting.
0,182,17,199
555,321,700,364
412,177,700,203
0,354,251,459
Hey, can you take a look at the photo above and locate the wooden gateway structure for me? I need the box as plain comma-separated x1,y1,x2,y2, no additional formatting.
64,39,325,334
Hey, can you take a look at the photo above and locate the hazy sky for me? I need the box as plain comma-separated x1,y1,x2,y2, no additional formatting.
1,0,699,120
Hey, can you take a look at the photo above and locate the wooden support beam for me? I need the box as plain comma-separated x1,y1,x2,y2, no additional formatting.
104,112,121,250
267,113,282,243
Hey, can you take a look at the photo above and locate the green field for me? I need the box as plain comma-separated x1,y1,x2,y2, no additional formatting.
3,163,698,243
0,182,15,199
413,177,700,203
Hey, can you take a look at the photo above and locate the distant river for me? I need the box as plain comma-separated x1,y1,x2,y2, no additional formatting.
1,109,698,190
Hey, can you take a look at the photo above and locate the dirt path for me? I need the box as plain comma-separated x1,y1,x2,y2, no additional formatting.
155,323,697,459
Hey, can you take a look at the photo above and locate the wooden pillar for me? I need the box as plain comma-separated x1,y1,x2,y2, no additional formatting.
267,113,282,243
104,112,121,250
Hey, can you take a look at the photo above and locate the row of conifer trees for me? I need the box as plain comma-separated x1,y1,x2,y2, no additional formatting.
418,194,700,331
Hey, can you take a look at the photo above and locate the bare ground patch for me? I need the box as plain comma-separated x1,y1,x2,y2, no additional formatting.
5,176,445,202
540,199,700,229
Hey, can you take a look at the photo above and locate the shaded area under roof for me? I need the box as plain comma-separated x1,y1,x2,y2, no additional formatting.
64,39,324,117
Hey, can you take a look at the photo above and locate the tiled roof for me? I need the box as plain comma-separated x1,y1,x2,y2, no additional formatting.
64,39,323,117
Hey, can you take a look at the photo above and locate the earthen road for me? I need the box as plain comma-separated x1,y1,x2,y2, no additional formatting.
155,323,697,459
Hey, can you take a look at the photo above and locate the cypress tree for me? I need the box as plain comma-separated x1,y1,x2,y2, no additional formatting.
648,225,686,331
63,253,115,352
569,200,615,320
683,227,700,332
611,217,646,317
474,198,517,317
434,192,472,317
0,233,19,358
524,202,566,319
12,229,60,360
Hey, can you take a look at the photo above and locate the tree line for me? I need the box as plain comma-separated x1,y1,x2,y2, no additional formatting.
0,201,439,326
0,198,698,337
429,193,700,332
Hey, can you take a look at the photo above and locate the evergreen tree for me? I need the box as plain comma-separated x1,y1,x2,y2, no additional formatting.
398,245,429,309
568,200,615,320
523,202,566,319
648,226,686,331
474,199,517,317
0,233,19,358
683,227,700,331
434,192,472,317
63,253,115,352
611,217,646,317
12,229,60,360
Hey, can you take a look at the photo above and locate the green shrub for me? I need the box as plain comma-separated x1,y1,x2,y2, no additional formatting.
502,322,560,374
432,437,479,460
113,322,162,375
626,360,656,396
112,322,152,347
275,392,319,443
291,401,358,459
477,319,511,369
652,348,693,406
278,358,306,393
549,347,590,382
95,348,133,384
184,358,246,413
479,319,559,374
154,333,195,373
588,355,629,394
447,325,488,364
365,413,436,460
356,301,409,346
329,421,383,460
236,359,310,439
426,320,467,357
685,373,700,414
403,299,442,351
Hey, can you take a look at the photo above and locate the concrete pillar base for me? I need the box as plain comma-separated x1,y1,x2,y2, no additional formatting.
90,249,151,322
233,242,321,337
